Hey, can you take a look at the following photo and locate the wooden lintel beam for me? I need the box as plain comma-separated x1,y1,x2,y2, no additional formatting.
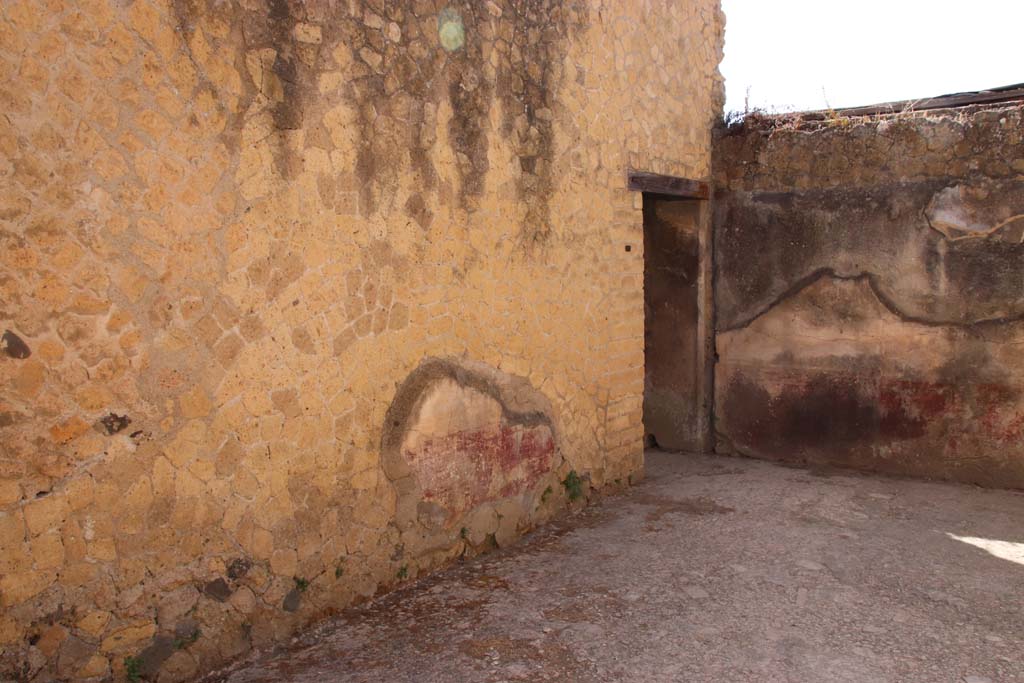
627,170,709,200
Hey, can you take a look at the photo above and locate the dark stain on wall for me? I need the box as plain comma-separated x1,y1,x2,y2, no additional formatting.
721,372,879,455
241,0,312,179
494,0,587,248
172,0,587,238
444,4,495,204
266,0,304,133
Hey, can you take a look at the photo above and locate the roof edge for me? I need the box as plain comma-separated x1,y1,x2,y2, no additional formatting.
810,82,1024,118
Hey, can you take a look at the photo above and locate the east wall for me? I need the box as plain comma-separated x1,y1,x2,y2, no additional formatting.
713,104,1024,488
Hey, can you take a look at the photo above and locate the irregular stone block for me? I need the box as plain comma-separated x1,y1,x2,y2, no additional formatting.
203,578,233,602
1,330,31,359
94,413,131,435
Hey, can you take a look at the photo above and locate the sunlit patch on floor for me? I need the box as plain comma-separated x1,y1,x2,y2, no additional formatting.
947,533,1024,565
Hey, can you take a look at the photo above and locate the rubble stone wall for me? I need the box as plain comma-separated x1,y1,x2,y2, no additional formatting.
0,0,724,679
713,104,1024,488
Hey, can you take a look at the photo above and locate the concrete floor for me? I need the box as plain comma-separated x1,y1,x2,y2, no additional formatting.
210,451,1024,683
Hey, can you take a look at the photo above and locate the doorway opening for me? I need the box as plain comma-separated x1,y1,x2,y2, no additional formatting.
631,172,713,453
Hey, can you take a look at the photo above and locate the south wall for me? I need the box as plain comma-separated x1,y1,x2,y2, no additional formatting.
712,104,1024,487
0,1,724,680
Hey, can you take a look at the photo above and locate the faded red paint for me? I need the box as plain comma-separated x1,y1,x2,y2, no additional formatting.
404,424,555,522
975,382,1024,445
721,366,1024,487
879,378,954,440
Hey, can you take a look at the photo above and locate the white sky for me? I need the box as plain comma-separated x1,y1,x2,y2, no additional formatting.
721,0,1024,114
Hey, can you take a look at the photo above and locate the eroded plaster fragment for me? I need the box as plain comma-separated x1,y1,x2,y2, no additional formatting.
926,183,1024,241
382,358,560,532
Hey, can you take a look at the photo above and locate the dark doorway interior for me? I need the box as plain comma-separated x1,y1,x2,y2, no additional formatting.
643,195,705,451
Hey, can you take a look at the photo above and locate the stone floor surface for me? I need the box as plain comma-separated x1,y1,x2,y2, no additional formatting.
208,451,1024,682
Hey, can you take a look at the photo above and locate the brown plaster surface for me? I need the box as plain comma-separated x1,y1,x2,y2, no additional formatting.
713,105,1024,486
209,451,1024,682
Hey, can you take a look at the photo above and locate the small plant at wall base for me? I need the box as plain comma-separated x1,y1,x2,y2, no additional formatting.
294,577,309,592
174,628,201,650
562,471,584,501
124,656,143,682
397,565,409,580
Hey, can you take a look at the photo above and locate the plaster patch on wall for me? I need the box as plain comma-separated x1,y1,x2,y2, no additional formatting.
926,184,1024,241
401,378,555,522
381,357,561,552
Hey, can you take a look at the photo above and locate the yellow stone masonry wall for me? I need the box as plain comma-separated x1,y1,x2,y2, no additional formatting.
0,0,723,679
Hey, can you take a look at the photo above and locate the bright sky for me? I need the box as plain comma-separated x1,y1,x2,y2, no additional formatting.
721,0,1024,115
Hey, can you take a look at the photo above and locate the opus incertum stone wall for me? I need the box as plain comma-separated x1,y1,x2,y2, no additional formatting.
713,103,1024,488
0,0,724,679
